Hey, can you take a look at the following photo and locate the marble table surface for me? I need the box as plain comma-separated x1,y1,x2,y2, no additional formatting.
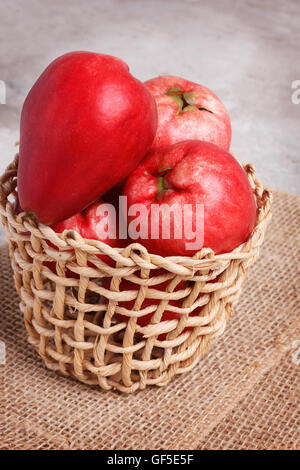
0,0,299,245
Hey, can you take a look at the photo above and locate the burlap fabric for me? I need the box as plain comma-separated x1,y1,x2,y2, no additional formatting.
0,190,299,449
199,354,299,449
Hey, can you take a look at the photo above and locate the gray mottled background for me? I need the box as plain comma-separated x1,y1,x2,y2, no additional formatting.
0,0,299,243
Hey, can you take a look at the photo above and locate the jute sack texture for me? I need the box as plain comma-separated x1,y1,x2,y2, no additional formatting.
199,354,300,450
0,190,299,449
0,155,272,393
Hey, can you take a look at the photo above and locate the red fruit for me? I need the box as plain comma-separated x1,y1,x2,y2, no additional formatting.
51,199,129,266
123,140,256,257
145,75,231,151
18,51,157,225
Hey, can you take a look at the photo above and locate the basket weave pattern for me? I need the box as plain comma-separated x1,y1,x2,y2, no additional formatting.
0,156,272,393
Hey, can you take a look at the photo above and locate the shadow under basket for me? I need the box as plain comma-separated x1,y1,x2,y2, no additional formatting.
0,156,272,393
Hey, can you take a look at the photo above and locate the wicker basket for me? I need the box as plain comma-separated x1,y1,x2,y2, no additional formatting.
0,155,272,393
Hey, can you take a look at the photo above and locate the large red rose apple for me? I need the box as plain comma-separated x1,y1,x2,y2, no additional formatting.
18,51,157,225
123,140,256,257
145,75,231,151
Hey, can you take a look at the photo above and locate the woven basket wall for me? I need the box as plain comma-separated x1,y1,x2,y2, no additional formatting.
0,155,272,393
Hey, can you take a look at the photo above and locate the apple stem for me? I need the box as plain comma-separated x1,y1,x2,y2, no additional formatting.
166,88,213,115
156,174,170,200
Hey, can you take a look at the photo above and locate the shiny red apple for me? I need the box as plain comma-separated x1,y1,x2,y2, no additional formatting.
123,140,256,257
145,75,231,151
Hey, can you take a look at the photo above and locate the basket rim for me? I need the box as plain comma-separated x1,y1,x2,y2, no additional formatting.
0,153,273,272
